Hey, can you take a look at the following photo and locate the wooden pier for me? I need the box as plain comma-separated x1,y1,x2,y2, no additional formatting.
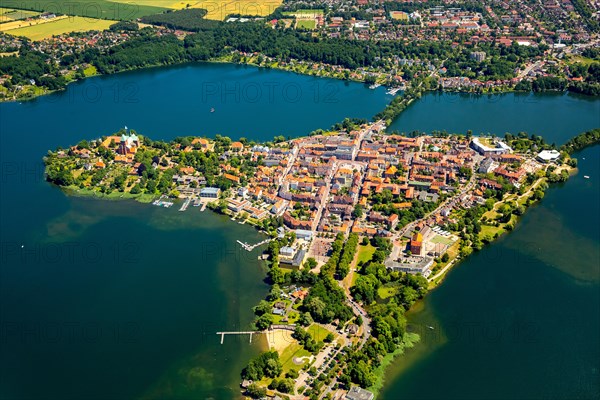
179,197,192,212
217,331,262,344
236,238,272,252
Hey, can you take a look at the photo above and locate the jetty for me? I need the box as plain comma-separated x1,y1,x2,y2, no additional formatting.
153,196,173,208
179,197,192,212
217,331,262,344
386,87,402,96
237,238,272,252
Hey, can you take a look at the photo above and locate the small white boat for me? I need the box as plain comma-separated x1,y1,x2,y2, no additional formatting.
210,107,215,113
583,175,590,179
428,326,435,330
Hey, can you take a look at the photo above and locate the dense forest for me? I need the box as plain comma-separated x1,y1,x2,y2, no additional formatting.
560,128,600,154
140,8,220,31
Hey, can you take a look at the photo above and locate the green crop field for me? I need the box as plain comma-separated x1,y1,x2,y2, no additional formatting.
0,0,167,21
0,7,40,22
6,16,116,40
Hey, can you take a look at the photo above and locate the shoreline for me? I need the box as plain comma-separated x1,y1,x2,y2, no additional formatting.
40,105,597,400
4,56,596,106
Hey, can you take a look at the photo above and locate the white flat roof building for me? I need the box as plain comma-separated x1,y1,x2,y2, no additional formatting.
537,149,561,163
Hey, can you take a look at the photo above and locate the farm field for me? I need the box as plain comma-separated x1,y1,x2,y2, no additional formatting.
192,0,282,20
0,15,69,32
5,16,117,40
0,0,166,20
0,7,40,22
111,0,282,20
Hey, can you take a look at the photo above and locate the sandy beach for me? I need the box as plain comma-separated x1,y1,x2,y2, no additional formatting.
266,328,296,353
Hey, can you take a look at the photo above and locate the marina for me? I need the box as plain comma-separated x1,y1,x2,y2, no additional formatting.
386,87,403,96
152,196,173,208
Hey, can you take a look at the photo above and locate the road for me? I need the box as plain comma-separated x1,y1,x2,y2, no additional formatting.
517,61,542,79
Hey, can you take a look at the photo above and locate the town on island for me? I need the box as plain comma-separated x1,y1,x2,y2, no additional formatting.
44,119,598,400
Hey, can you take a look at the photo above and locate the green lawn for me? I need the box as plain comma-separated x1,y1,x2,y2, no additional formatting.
280,342,310,373
480,224,505,239
377,285,399,300
296,19,316,29
307,324,335,342
283,9,324,16
430,234,454,245
357,243,376,264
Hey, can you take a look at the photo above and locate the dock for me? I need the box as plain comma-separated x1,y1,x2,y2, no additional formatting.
217,331,262,344
179,197,192,212
152,196,173,208
236,238,272,252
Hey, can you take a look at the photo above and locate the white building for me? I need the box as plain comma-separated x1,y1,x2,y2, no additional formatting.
536,149,561,163
470,137,512,156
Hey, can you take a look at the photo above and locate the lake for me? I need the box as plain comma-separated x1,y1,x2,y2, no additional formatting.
0,62,389,400
0,63,599,400
388,91,600,145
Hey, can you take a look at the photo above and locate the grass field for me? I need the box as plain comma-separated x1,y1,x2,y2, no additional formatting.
480,223,505,239
296,19,316,29
357,243,376,264
283,9,324,17
0,7,40,22
0,0,167,20
307,324,335,342
430,234,454,245
377,285,399,300
6,16,117,40
279,341,310,373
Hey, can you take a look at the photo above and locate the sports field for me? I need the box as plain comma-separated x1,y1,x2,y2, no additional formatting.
283,9,324,18
5,16,117,40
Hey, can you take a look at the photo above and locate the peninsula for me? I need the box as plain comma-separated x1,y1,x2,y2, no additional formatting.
44,122,597,399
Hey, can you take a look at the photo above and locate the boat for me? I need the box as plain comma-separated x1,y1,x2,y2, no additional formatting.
368,83,381,89
584,175,590,179
210,107,215,113
428,325,435,330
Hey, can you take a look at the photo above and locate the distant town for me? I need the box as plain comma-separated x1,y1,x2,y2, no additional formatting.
1,0,599,101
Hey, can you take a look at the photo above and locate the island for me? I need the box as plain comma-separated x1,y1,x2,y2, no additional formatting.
44,120,597,399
